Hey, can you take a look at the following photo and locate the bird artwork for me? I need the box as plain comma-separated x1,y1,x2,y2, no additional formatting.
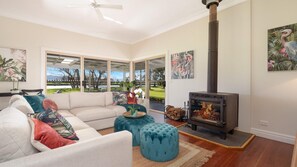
280,29,297,61
267,23,297,71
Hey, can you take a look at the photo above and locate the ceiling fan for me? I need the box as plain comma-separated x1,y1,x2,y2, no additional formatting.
68,0,123,24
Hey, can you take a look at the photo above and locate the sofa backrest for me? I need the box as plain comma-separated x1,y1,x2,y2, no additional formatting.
69,92,106,109
47,93,71,110
10,96,34,115
9,95,26,105
0,107,38,163
105,92,113,106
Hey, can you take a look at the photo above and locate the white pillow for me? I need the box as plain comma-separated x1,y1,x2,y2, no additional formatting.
0,107,38,163
9,95,26,105
10,98,34,115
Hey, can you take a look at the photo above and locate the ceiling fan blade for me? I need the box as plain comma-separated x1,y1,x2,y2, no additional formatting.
103,16,123,25
67,3,90,8
95,8,104,19
97,4,123,10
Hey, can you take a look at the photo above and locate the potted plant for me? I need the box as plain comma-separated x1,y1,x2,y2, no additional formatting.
127,104,140,117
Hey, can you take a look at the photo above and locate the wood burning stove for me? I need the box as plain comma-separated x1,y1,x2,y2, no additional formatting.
187,0,239,139
188,92,238,139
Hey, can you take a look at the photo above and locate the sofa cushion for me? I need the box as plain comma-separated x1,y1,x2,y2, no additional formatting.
29,118,75,151
9,95,26,105
70,92,105,109
47,93,70,110
0,107,38,163
57,110,75,117
36,109,79,140
64,116,90,131
106,105,127,116
70,107,116,122
75,128,102,142
10,98,34,115
105,92,113,106
24,94,46,113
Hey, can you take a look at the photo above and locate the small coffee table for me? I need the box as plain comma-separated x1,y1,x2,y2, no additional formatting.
114,114,154,146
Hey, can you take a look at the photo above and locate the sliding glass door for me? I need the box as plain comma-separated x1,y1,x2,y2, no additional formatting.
134,61,146,93
148,57,165,111
134,56,166,112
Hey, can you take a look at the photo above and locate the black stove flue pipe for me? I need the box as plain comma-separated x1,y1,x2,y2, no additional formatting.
202,0,222,93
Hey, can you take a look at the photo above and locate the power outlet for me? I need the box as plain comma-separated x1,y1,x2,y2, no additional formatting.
259,120,269,126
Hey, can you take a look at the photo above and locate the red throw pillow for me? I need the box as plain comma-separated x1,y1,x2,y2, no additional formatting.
42,99,58,111
127,92,137,104
31,118,75,150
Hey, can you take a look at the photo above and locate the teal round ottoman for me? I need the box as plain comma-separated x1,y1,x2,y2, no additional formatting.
140,123,179,162
114,115,154,146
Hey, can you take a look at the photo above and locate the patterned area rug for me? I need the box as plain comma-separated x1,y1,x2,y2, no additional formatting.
98,128,215,167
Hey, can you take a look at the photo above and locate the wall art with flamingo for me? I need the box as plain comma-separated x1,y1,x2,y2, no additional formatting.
268,23,297,71
171,50,194,79
0,47,26,81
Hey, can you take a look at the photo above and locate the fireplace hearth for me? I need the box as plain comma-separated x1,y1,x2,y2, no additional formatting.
187,0,239,139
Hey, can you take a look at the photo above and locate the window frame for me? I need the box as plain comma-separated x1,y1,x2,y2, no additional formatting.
42,50,131,94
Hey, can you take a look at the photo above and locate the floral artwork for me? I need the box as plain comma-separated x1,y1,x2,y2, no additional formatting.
171,50,194,79
0,47,26,81
268,23,297,71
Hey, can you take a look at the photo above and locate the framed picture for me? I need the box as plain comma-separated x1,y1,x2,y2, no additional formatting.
171,50,194,79
0,47,26,81
268,23,297,71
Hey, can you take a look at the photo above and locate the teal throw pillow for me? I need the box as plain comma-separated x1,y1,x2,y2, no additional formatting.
24,94,46,113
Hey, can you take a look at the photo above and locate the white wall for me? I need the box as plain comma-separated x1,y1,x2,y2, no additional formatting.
132,2,251,132
0,16,131,92
251,0,297,143
1,0,296,144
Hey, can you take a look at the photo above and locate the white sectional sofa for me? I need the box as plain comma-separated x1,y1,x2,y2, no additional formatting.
0,92,132,167
46,92,127,130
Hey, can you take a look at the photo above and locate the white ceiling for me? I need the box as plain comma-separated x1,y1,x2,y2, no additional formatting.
0,0,246,44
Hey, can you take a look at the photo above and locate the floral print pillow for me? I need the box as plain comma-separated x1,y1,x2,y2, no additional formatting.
112,92,127,105
36,108,79,140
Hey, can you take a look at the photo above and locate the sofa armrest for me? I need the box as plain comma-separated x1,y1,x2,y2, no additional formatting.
0,131,132,167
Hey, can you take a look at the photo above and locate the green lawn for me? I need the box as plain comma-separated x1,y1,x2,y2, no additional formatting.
149,86,165,100
46,88,80,94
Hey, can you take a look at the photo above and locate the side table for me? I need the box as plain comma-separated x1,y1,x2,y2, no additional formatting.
114,115,154,146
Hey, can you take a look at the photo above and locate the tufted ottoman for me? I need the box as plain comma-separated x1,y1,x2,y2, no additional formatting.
140,123,179,162
114,115,154,146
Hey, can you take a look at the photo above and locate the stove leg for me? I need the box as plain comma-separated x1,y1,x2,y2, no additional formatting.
191,124,197,131
228,129,234,135
220,132,227,140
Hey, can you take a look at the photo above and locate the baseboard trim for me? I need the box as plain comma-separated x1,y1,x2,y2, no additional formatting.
251,128,295,144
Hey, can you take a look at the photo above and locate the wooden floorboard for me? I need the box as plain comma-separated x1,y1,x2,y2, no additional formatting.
150,111,294,167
